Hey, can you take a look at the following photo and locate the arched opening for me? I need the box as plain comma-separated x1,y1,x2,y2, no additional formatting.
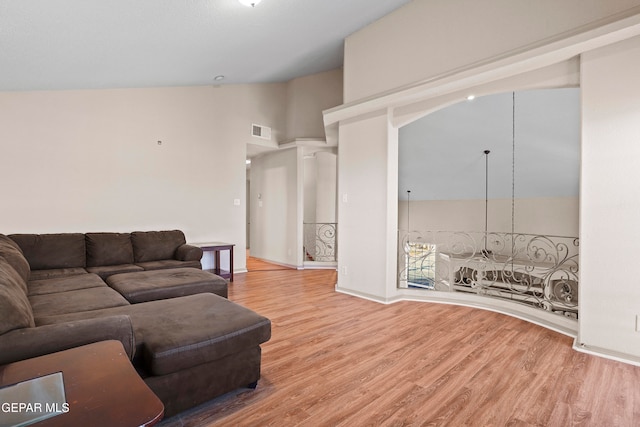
397,87,580,319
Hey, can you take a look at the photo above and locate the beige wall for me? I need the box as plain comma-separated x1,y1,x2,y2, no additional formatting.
399,197,579,237
248,69,342,266
338,110,398,299
344,0,640,102
0,84,287,273
303,147,337,224
1,68,340,272
580,34,640,359
314,151,337,224
249,147,302,267
285,68,343,140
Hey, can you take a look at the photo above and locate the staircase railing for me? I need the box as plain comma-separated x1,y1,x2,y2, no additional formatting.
304,223,337,262
398,230,579,319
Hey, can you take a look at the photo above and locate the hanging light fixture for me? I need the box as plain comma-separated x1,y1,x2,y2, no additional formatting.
239,0,262,7
406,190,411,231
511,91,516,261
483,149,491,257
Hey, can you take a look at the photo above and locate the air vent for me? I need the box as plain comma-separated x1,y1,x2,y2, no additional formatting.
251,124,271,140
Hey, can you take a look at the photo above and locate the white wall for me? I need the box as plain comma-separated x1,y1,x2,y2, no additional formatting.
249,147,302,268
344,0,640,102
0,84,286,273
580,35,640,360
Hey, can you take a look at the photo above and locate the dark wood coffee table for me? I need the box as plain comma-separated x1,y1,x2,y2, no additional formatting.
0,340,164,427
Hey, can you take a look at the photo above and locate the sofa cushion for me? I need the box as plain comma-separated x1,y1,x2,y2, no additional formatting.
30,287,130,319
0,260,35,334
0,285,35,335
86,264,144,280
175,244,204,262
136,259,202,271
0,255,28,294
86,233,135,267
0,233,23,253
0,234,30,283
131,230,186,263
28,273,107,296
28,268,89,281
9,233,86,270
0,316,136,366
106,268,227,303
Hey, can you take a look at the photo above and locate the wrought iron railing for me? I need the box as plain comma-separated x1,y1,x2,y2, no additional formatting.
304,223,337,262
398,230,579,319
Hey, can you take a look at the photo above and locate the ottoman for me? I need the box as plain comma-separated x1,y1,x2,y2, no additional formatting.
106,267,227,303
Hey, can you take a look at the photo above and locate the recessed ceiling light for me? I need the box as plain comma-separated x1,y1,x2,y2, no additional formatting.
466,94,476,101
239,0,262,7
214,75,225,81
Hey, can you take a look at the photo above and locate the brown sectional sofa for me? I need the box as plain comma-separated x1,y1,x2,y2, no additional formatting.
10,230,204,281
0,230,271,417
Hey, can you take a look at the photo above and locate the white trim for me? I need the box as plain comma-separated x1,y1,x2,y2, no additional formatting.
303,261,338,270
324,9,640,128
336,286,578,337
335,286,402,304
573,343,640,368
248,256,302,270
279,138,332,149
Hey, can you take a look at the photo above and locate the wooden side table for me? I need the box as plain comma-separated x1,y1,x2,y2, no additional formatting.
193,242,235,282
0,340,164,427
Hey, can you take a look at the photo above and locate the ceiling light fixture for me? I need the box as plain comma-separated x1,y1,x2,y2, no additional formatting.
466,94,476,101
239,0,262,7
214,75,225,81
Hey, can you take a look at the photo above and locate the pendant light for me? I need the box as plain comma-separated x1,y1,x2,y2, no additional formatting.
483,149,491,257
511,92,516,259
407,190,411,232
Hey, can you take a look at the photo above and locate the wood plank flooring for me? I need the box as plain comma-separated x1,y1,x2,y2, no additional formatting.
160,258,640,426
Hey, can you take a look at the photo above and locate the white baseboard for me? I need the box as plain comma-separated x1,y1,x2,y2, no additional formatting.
335,286,578,338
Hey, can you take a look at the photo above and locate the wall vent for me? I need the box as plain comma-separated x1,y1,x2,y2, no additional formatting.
251,124,272,140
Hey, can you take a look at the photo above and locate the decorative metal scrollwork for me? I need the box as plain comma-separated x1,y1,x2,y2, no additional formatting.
304,223,337,262
398,230,579,319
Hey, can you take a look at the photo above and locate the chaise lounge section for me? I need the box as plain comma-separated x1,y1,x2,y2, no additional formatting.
0,231,271,417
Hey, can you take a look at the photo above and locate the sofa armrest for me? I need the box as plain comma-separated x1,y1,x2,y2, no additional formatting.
0,315,135,365
175,244,203,262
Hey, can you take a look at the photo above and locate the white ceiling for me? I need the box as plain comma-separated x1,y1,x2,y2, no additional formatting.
399,88,580,201
0,0,412,91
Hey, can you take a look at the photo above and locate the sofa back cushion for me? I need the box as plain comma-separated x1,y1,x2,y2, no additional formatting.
0,234,30,283
0,257,35,334
86,233,135,267
9,233,86,270
131,230,186,263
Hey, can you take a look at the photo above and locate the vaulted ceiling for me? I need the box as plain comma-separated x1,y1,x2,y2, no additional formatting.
399,88,580,201
0,0,411,91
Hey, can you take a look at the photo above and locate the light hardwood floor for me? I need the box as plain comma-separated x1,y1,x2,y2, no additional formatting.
160,259,640,426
